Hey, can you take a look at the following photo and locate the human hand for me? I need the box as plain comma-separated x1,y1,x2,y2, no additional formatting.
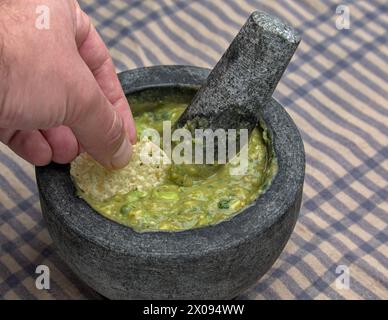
0,0,136,169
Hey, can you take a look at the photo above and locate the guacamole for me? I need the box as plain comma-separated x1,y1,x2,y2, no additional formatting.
74,99,277,232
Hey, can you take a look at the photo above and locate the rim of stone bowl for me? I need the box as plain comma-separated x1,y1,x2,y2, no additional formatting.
35,65,305,258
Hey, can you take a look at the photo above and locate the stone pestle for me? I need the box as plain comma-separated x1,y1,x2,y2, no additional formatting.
170,11,301,185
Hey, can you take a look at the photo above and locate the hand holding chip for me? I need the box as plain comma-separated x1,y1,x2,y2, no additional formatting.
0,0,136,169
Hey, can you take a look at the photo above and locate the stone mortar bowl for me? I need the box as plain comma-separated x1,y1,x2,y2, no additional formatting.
35,65,305,300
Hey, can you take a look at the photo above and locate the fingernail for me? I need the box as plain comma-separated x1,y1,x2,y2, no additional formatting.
111,136,131,169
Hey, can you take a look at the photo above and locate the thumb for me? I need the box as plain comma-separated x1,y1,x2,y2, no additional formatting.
66,62,132,169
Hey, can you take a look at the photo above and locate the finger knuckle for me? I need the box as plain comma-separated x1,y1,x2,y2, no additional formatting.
106,111,124,147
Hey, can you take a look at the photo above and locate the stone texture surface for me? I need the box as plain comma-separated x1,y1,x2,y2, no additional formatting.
176,11,301,137
35,66,305,300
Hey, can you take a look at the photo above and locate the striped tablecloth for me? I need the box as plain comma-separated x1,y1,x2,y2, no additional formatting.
0,0,387,300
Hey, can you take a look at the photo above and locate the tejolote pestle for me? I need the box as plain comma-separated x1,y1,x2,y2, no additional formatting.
170,11,301,185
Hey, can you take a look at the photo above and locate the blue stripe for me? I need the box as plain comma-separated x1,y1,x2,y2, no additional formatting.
305,147,388,221
151,1,219,65
281,58,388,138
295,231,378,300
283,99,385,169
271,0,388,80
102,1,194,65
103,0,191,45
255,1,388,112
85,0,186,66
282,253,343,299
0,224,69,299
282,0,387,84
258,236,347,299
201,0,243,30
282,81,387,152
182,2,234,43
159,0,226,55
0,203,77,299
0,153,37,193
292,233,379,299
222,0,254,20
252,281,281,299
290,0,387,80
301,213,387,296
303,175,388,266
91,7,153,66
0,175,31,207
177,1,388,160
250,0,388,98
81,0,144,19
218,0,388,120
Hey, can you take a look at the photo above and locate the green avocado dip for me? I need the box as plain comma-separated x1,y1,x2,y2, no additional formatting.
72,92,278,232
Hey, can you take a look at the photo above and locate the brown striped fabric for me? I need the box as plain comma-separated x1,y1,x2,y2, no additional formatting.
0,0,387,299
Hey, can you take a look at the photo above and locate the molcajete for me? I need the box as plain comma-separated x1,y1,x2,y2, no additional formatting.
35,65,305,299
